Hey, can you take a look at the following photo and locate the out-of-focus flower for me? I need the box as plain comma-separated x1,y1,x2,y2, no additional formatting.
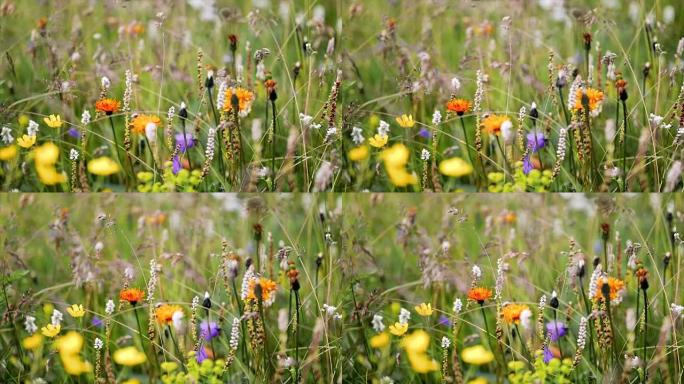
175,132,195,152
446,98,472,116
245,277,278,306
348,145,369,161
22,333,43,350
546,320,568,342
439,157,473,177
87,157,120,176
526,130,546,152
482,114,510,136
461,345,494,365
113,346,147,366
380,143,418,187
501,303,530,324
131,114,161,135
200,320,220,341
0,145,18,161
55,331,92,375
155,304,184,325
370,332,390,348
400,330,439,373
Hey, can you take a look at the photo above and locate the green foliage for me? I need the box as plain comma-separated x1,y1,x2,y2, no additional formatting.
507,354,574,384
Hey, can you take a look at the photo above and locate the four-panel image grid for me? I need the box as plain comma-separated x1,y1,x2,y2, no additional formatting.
2,0,684,383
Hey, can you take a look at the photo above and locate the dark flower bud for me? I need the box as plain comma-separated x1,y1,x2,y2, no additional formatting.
530,105,539,120
179,104,188,120
593,257,600,268
253,223,263,242
643,62,651,78
578,262,586,279
205,73,214,89
600,279,611,300
550,295,559,309
245,257,253,269
583,32,592,51
228,34,238,51
292,279,300,291
231,93,239,111
664,252,671,268
202,292,211,309
600,223,610,241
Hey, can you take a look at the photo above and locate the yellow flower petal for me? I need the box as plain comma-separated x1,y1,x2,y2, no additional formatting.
113,346,147,366
439,157,473,177
41,323,61,337
17,134,37,149
87,157,120,176
22,334,43,350
348,145,369,162
43,114,63,128
370,332,390,348
66,304,85,318
0,145,18,161
368,134,389,148
415,303,433,316
389,322,408,336
461,345,495,365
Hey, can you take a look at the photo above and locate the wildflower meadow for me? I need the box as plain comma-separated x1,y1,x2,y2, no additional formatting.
1,0,684,192
2,193,684,383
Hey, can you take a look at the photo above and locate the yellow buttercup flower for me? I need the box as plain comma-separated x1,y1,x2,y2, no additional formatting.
396,114,415,128
66,304,85,318
22,333,43,350
33,142,66,185
380,143,418,187
43,114,63,128
41,323,61,337
17,134,37,148
55,332,92,375
88,156,120,176
113,346,147,366
461,345,495,365
400,330,439,373
389,322,408,336
368,134,389,148
439,157,473,178
0,145,18,161
370,332,390,348
415,303,433,316
348,145,369,162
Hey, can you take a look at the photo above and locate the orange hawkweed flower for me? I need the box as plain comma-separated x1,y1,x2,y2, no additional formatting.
482,114,510,136
573,87,604,114
131,114,161,134
95,98,121,115
222,87,255,116
446,98,472,116
467,287,493,304
119,288,145,305
155,304,183,325
594,277,625,303
245,277,278,306
501,303,529,324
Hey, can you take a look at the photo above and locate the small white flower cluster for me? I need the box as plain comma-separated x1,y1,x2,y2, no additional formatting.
420,149,430,161
671,303,684,319
1,126,13,144
70,149,79,161
453,298,462,314
322,304,342,320
324,126,337,143
240,265,255,300
94,337,103,350
378,120,390,136
205,127,216,161
27,120,39,136
432,110,442,125
398,308,411,325
567,75,582,111
472,265,482,281
81,110,91,126
575,316,588,359
351,126,364,145
51,309,63,326
123,70,133,113
372,314,385,332
147,259,160,302
24,315,37,334
588,264,602,298
495,258,505,300
441,336,451,349
217,81,228,109
555,125,568,165
105,299,115,315
229,317,241,350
